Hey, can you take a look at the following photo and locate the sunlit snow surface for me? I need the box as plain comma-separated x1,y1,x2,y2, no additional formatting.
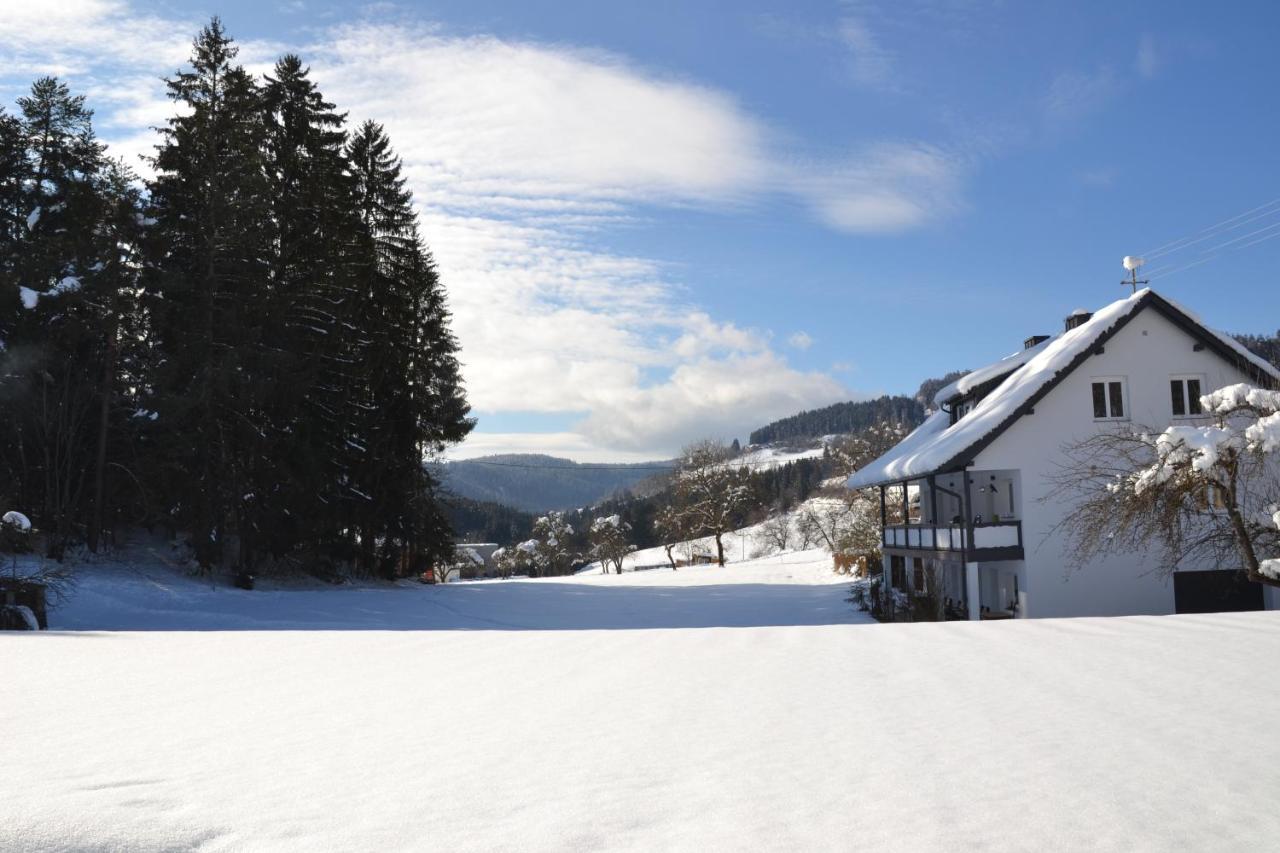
3,552,1280,851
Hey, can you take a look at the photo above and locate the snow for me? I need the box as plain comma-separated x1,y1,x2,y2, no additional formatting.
25,206,40,230
18,286,39,309
851,288,1280,488
2,510,31,531
50,275,80,295
4,550,1280,851
932,334,1053,406
729,443,825,472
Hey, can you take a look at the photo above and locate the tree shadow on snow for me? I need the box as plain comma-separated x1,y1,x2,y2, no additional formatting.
49,578,872,631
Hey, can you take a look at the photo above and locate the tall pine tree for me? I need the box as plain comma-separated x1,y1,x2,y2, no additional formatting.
146,19,275,569
347,121,472,576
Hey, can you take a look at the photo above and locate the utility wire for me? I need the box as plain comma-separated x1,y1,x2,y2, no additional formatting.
435,454,826,472
1142,196,1280,260
1147,220,1280,281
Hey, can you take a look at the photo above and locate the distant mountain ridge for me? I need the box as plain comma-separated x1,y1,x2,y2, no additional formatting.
748,395,925,445
439,454,673,513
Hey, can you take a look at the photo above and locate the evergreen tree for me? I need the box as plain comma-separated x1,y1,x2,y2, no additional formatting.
258,54,360,562
0,106,26,335
145,19,275,569
346,120,472,576
0,79,145,556
1,21,473,576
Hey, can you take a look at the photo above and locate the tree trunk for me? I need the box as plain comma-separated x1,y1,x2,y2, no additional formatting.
88,303,119,553
1222,464,1279,588
714,532,725,566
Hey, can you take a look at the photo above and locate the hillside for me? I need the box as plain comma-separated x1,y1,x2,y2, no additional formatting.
439,454,673,513
748,395,925,445
440,495,535,544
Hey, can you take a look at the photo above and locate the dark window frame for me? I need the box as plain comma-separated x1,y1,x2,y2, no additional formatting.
1171,375,1205,418
1091,377,1128,421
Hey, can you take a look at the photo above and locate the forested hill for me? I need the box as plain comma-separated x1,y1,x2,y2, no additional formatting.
440,455,673,513
1235,330,1280,369
749,395,925,445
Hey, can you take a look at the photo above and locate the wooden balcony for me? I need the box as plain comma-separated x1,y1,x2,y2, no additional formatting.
882,520,1024,561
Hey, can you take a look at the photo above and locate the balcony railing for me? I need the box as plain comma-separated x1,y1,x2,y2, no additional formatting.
882,520,1023,559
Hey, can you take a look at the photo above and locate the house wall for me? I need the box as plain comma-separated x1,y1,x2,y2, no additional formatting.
971,305,1267,618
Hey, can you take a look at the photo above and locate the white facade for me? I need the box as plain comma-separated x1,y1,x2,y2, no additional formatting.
853,291,1280,619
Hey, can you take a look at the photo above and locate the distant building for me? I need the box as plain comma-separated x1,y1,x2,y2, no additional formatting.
848,288,1280,618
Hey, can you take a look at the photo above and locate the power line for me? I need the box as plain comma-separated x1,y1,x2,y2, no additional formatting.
440,459,676,472
1147,219,1280,281
1142,196,1280,260
436,454,827,472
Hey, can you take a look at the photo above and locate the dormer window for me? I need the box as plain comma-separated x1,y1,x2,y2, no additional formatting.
1091,378,1127,420
1170,375,1204,417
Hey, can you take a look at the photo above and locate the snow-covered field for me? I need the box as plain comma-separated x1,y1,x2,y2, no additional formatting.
4,551,1280,851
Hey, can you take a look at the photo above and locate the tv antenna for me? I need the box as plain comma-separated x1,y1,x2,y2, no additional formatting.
1121,256,1148,294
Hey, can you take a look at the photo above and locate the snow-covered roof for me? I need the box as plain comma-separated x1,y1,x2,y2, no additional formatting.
849,288,1280,489
932,335,1054,406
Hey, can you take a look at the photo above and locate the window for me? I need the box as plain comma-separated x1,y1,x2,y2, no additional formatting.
890,555,906,589
1091,378,1127,419
1170,376,1204,417
951,398,974,424
913,557,925,593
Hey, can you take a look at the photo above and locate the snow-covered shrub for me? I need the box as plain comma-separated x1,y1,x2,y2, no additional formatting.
529,513,577,576
589,515,633,574
1,511,33,555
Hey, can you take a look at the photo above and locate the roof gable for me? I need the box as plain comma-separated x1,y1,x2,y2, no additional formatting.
848,289,1280,489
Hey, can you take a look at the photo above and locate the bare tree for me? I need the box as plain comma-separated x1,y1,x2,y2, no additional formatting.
827,422,911,479
589,514,633,574
653,505,688,570
758,514,792,554
1048,383,1280,586
665,440,754,566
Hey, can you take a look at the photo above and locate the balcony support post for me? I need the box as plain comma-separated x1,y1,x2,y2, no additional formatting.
928,475,939,550
879,485,887,547
966,561,981,621
962,467,975,559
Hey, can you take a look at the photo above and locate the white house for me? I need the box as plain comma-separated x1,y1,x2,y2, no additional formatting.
847,288,1280,619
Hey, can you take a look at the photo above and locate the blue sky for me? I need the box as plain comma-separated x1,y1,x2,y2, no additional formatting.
4,1,1279,459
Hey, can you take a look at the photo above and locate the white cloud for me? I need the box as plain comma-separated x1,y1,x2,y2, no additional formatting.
1135,34,1160,79
449,432,665,464
837,16,897,90
0,1,192,77
1043,66,1121,126
788,331,814,350
576,352,850,453
310,23,770,210
798,142,965,233
1,3,930,456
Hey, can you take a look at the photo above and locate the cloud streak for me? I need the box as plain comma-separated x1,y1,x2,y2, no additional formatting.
3,3,946,457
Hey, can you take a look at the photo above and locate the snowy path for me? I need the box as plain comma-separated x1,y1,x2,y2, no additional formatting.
4,554,1280,851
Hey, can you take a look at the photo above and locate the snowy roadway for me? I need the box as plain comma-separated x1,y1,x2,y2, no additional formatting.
3,552,1280,851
